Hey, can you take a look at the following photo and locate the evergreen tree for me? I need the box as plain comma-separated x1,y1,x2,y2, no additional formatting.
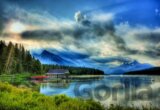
0,40,44,74
0,40,104,75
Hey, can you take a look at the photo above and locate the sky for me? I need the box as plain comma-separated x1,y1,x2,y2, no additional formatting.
0,0,160,71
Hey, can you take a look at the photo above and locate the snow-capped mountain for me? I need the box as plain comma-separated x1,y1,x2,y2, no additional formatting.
32,50,153,74
32,50,75,65
104,60,153,74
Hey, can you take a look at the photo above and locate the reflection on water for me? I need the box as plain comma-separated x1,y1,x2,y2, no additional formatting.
40,75,160,108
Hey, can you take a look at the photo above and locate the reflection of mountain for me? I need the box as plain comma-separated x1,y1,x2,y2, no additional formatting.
32,50,153,74
124,67,160,75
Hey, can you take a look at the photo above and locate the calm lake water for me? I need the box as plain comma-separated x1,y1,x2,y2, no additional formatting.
40,75,160,108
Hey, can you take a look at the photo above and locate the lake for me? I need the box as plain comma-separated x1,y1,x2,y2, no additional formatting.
40,75,160,108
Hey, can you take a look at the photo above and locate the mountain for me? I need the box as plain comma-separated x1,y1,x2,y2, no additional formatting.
103,60,153,75
124,67,160,75
41,50,65,63
32,50,75,65
32,50,153,74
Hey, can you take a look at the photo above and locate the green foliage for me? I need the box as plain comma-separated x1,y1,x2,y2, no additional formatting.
106,104,160,110
0,40,43,74
43,64,104,75
0,82,158,110
0,40,104,75
0,82,105,110
0,74,40,91
0,41,104,75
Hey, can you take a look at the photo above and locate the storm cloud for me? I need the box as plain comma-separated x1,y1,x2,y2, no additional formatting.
1,4,160,67
93,57,133,64
19,10,128,56
21,30,63,40
131,31,160,57
135,32,160,43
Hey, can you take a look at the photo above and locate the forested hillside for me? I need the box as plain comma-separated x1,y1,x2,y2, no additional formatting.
124,67,160,75
0,40,42,74
0,40,104,75
43,65,104,75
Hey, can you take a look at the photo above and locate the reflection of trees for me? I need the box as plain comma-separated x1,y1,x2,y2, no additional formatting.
70,75,104,82
41,82,70,89
120,77,152,88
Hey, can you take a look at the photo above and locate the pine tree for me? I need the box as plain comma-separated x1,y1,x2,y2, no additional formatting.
33,60,42,74
0,40,44,74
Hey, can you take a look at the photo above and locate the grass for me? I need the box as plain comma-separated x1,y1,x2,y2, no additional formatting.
0,82,105,110
0,73,42,91
0,75,159,110
0,73,35,84
0,82,159,110
106,104,160,110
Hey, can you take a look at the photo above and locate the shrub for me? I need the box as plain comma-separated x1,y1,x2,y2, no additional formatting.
0,82,104,110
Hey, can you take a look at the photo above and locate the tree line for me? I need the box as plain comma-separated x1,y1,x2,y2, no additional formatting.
43,64,104,75
0,40,104,75
0,40,42,74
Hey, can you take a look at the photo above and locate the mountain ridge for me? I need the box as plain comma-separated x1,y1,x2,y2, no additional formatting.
124,67,160,75
32,50,153,74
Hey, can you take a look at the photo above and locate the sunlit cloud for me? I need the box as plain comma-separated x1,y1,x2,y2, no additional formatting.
0,3,160,69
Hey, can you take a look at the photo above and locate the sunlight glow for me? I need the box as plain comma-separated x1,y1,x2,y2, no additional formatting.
9,21,26,34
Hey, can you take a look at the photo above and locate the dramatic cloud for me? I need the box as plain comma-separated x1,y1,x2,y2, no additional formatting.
136,32,160,43
21,30,63,40
93,57,133,64
115,24,160,59
0,4,160,68
74,11,85,22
